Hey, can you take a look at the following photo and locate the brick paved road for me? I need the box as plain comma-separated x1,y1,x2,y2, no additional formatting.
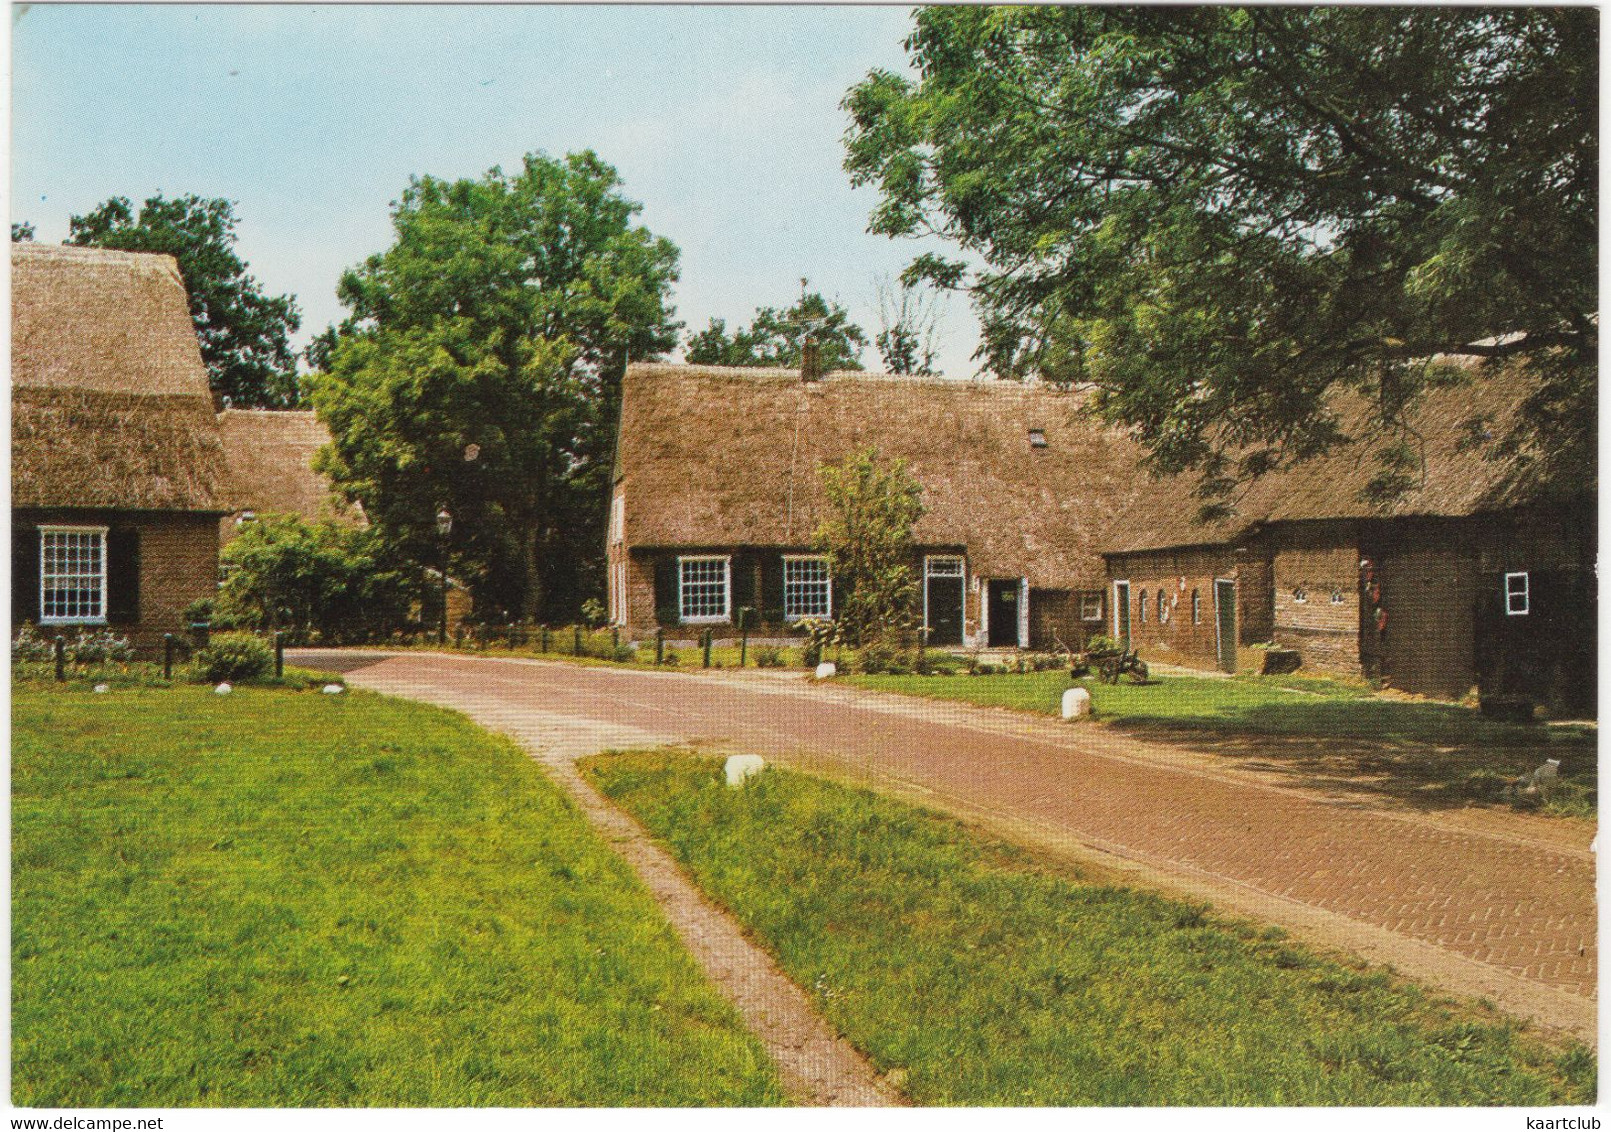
304,651,1596,1039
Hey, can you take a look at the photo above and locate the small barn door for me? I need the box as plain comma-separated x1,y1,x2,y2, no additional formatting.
1213,579,1237,673
924,556,965,647
1113,580,1131,648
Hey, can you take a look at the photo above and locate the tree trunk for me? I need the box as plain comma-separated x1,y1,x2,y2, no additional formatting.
519,524,544,622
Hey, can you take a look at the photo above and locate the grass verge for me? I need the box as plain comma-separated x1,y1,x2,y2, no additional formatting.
12,682,783,1107
842,670,1596,817
584,751,1594,1106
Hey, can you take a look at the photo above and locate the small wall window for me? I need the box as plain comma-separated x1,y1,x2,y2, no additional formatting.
783,555,832,621
1292,585,1308,604
610,493,625,544
1138,590,1149,623
1330,588,1345,604
40,527,108,624
1027,428,1048,449
1505,572,1530,616
1191,588,1202,624
1079,592,1103,622
1157,593,1171,624
678,556,731,624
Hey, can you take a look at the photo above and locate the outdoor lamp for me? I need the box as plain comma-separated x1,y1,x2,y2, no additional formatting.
436,507,453,538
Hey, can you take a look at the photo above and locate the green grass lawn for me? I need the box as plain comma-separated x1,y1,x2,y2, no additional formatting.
584,751,1594,1107
843,670,1596,816
12,680,783,1107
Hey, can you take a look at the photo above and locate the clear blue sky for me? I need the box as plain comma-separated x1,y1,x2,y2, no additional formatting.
12,3,982,376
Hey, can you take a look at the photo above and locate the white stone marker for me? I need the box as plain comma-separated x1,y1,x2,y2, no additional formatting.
214,682,233,695
322,683,345,695
1061,686,1092,720
725,754,766,787
814,662,837,680
92,684,110,694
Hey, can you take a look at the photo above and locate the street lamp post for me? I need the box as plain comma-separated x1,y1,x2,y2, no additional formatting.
435,507,453,645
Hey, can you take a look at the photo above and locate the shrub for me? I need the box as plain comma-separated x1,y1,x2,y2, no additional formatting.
580,598,608,628
217,515,414,645
1030,652,1064,672
192,632,274,683
753,646,785,668
1086,634,1119,654
799,618,842,667
660,649,681,666
12,625,135,666
611,643,637,664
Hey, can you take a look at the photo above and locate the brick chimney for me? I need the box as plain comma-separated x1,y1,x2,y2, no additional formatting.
800,339,823,383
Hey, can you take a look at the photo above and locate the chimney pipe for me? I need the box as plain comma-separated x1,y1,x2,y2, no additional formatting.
801,339,823,383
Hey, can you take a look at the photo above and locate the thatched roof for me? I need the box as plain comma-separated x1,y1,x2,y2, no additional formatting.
12,243,229,511
617,364,1144,588
1101,363,1572,555
217,409,358,528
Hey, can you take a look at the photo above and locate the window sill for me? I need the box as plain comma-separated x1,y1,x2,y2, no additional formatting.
39,617,109,627
680,615,731,626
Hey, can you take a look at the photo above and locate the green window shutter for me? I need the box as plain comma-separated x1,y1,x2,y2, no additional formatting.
732,552,757,619
654,556,679,625
760,554,785,625
107,528,141,623
11,527,40,625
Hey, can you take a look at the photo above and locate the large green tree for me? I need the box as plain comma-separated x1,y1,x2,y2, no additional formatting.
306,151,681,621
68,194,302,408
685,287,866,372
844,7,1596,502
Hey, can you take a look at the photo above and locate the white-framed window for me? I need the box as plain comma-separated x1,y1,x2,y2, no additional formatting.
783,555,832,621
1138,590,1149,623
1158,593,1171,624
925,555,965,579
1292,585,1308,604
1079,592,1102,622
610,493,625,545
1330,588,1345,605
40,526,108,624
1505,572,1530,616
1191,588,1202,624
678,556,730,623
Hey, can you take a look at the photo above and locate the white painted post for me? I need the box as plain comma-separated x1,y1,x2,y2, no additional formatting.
1061,686,1092,720
724,755,766,787
814,661,837,680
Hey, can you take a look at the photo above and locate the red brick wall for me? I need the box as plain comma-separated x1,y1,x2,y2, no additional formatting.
15,508,219,656
1269,523,1363,678
1105,547,1237,670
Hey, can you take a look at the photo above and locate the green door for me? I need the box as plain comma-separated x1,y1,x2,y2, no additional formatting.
1214,579,1237,673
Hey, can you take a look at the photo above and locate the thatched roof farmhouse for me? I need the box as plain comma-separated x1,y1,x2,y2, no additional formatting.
611,358,1593,713
611,362,1142,648
217,408,359,541
12,243,230,651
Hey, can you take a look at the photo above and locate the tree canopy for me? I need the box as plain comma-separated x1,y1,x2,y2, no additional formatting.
844,7,1597,499
685,287,866,372
68,194,303,408
306,150,681,621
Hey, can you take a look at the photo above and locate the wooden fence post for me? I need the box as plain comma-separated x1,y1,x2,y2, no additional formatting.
53,635,65,682
655,628,664,665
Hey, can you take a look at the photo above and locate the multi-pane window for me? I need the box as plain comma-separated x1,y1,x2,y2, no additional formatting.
1505,572,1530,616
678,556,730,623
40,527,107,623
925,555,964,578
783,556,832,621
1079,592,1102,622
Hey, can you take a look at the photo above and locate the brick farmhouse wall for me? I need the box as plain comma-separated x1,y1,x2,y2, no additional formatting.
14,508,220,656
1269,522,1363,678
1104,546,1237,670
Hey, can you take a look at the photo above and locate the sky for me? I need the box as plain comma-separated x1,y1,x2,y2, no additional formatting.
10,3,983,376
